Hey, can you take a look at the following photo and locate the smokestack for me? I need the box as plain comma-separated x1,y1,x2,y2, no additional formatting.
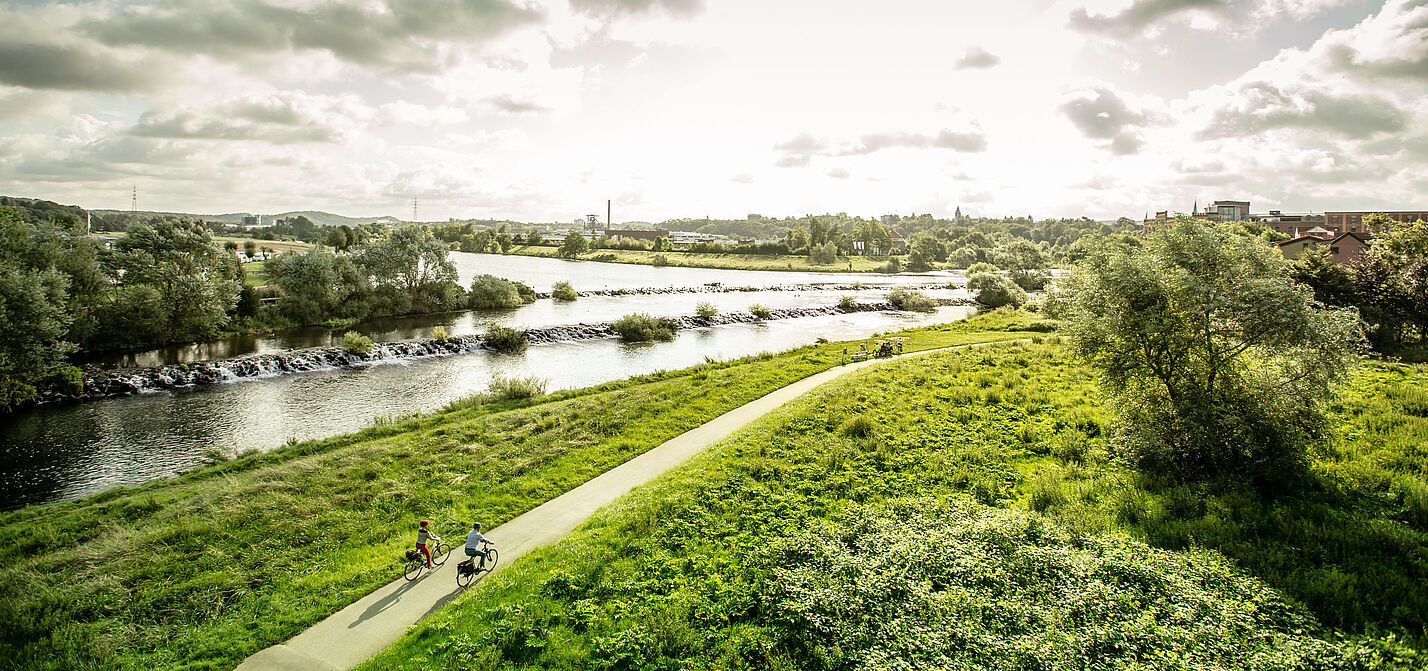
607,199,611,228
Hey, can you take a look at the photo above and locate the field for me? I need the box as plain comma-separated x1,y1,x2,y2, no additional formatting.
506,245,894,273
0,313,1044,671
363,338,1428,670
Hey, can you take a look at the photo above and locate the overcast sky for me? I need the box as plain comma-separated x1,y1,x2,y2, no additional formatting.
0,0,1424,222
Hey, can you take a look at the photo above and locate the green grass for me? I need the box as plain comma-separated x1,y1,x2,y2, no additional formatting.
507,245,894,273
0,313,1045,671
241,260,269,286
361,339,1426,670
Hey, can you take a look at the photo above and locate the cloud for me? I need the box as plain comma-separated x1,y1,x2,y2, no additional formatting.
774,127,988,167
484,94,551,114
954,46,1000,70
826,167,850,179
567,0,704,17
1060,87,1154,154
729,172,755,184
1316,0,1428,81
1197,82,1406,139
0,41,159,93
1069,0,1226,35
76,0,544,75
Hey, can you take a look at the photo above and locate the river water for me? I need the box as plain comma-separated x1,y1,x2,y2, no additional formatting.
2,254,973,510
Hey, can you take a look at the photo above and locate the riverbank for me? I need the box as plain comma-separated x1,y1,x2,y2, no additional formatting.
506,244,896,272
0,312,1049,671
364,338,1428,669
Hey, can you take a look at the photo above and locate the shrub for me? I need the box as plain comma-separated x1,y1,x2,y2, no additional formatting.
340,331,373,355
513,281,537,303
431,326,449,341
468,274,527,309
808,242,838,265
967,272,1027,308
837,295,857,309
749,303,772,319
652,253,669,267
876,257,902,274
1010,269,1051,291
838,415,876,439
612,313,678,342
967,262,999,275
695,301,718,318
551,281,578,301
887,288,936,312
486,374,547,400
40,365,84,396
484,324,528,353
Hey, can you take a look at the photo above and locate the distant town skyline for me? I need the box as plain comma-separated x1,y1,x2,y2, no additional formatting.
0,0,1423,222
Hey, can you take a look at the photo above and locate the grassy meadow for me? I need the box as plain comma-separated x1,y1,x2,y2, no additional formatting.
363,337,1428,670
506,245,891,273
0,313,1043,671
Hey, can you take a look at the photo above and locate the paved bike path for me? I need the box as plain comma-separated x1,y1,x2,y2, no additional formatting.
235,340,1016,671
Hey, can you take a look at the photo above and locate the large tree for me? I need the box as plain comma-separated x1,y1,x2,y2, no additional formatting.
558,231,589,258
357,226,457,300
1065,218,1363,482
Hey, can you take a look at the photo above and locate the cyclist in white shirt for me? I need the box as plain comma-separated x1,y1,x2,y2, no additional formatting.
464,522,495,569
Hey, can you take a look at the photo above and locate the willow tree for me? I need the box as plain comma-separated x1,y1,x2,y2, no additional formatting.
1065,218,1362,482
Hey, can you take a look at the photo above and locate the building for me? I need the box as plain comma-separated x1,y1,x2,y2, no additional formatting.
240,215,262,229
1327,232,1374,265
1324,210,1428,233
603,229,670,242
1275,235,1329,260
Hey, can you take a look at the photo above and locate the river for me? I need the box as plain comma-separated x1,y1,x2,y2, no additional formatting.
2,254,975,510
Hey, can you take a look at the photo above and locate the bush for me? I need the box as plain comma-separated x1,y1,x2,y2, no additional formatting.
468,274,527,309
749,303,772,319
551,281,578,301
808,242,838,265
652,253,669,267
39,365,84,396
695,301,718,318
431,326,449,341
837,295,857,309
967,262,999,275
887,288,936,312
341,331,373,355
876,256,902,274
513,281,537,303
486,374,547,400
1010,269,1051,291
967,272,1027,308
484,324,528,353
611,313,678,342
838,415,876,438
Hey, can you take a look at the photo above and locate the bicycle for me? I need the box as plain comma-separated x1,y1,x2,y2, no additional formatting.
456,541,499,588
402,537,451,581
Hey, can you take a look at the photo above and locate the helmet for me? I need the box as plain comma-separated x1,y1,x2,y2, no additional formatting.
473,522,481,530
420,519,429,527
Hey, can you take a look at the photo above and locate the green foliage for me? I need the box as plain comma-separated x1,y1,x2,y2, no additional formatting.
837,295,857,309
39,364,84,396
267,248,370,324
749,303,772,319
486,374,547,400
365,342,1425,670
651,253,669,267
551,281,578,301
356,227,458,307
484,325,529,353
558,232,590,258
875,256,902,273
967,271,1028,308
695,301,718,318
966,261,999,274
808,241,838,265
612,313,678,342
431,326,449,341
1066,218,1364,483
886,288,936,312
468,274,533,310
340,331,373,355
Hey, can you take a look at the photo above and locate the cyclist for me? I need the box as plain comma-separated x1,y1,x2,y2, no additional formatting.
415,519,440,568
464,522,495,570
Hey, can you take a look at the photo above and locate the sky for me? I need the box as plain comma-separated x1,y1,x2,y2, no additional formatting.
0,0,1424,223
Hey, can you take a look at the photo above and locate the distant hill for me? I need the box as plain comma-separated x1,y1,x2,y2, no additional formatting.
87,208,405,228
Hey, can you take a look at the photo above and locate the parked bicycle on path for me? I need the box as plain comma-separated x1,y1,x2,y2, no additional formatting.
456,522,499,588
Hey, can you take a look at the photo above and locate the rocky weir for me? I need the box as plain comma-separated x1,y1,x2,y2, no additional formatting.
541,281,956,299
66,301,968,404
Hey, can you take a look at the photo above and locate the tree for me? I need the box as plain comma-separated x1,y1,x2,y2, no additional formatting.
809,242,838,265
1064,219,1364,483
267,249,369,324
357,227,457,304
967,272,1026,308
243,240,257,257
113,219,240,342
785,225,810,253
652,236,673,252
558,231,589,258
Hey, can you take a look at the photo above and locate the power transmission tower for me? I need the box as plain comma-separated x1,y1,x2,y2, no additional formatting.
413,198,418,222
132,186,137,213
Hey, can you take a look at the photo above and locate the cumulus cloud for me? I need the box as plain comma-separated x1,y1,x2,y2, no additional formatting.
567,0,704,17
1316,0,1428,81
954,46,1000,70
773,127,988,167
0,41,159,93
1197,83,1406,139
1060,87,1155,154
1067,0,1359,37
1068,0,1226,35
826,167,851,179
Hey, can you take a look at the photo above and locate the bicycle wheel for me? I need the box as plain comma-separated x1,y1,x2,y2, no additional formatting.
432,542,450,566
403,556,425,581
456,560,474,588
482,548,499,572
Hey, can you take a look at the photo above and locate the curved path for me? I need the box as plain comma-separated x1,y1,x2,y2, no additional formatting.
235,339,1019,671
